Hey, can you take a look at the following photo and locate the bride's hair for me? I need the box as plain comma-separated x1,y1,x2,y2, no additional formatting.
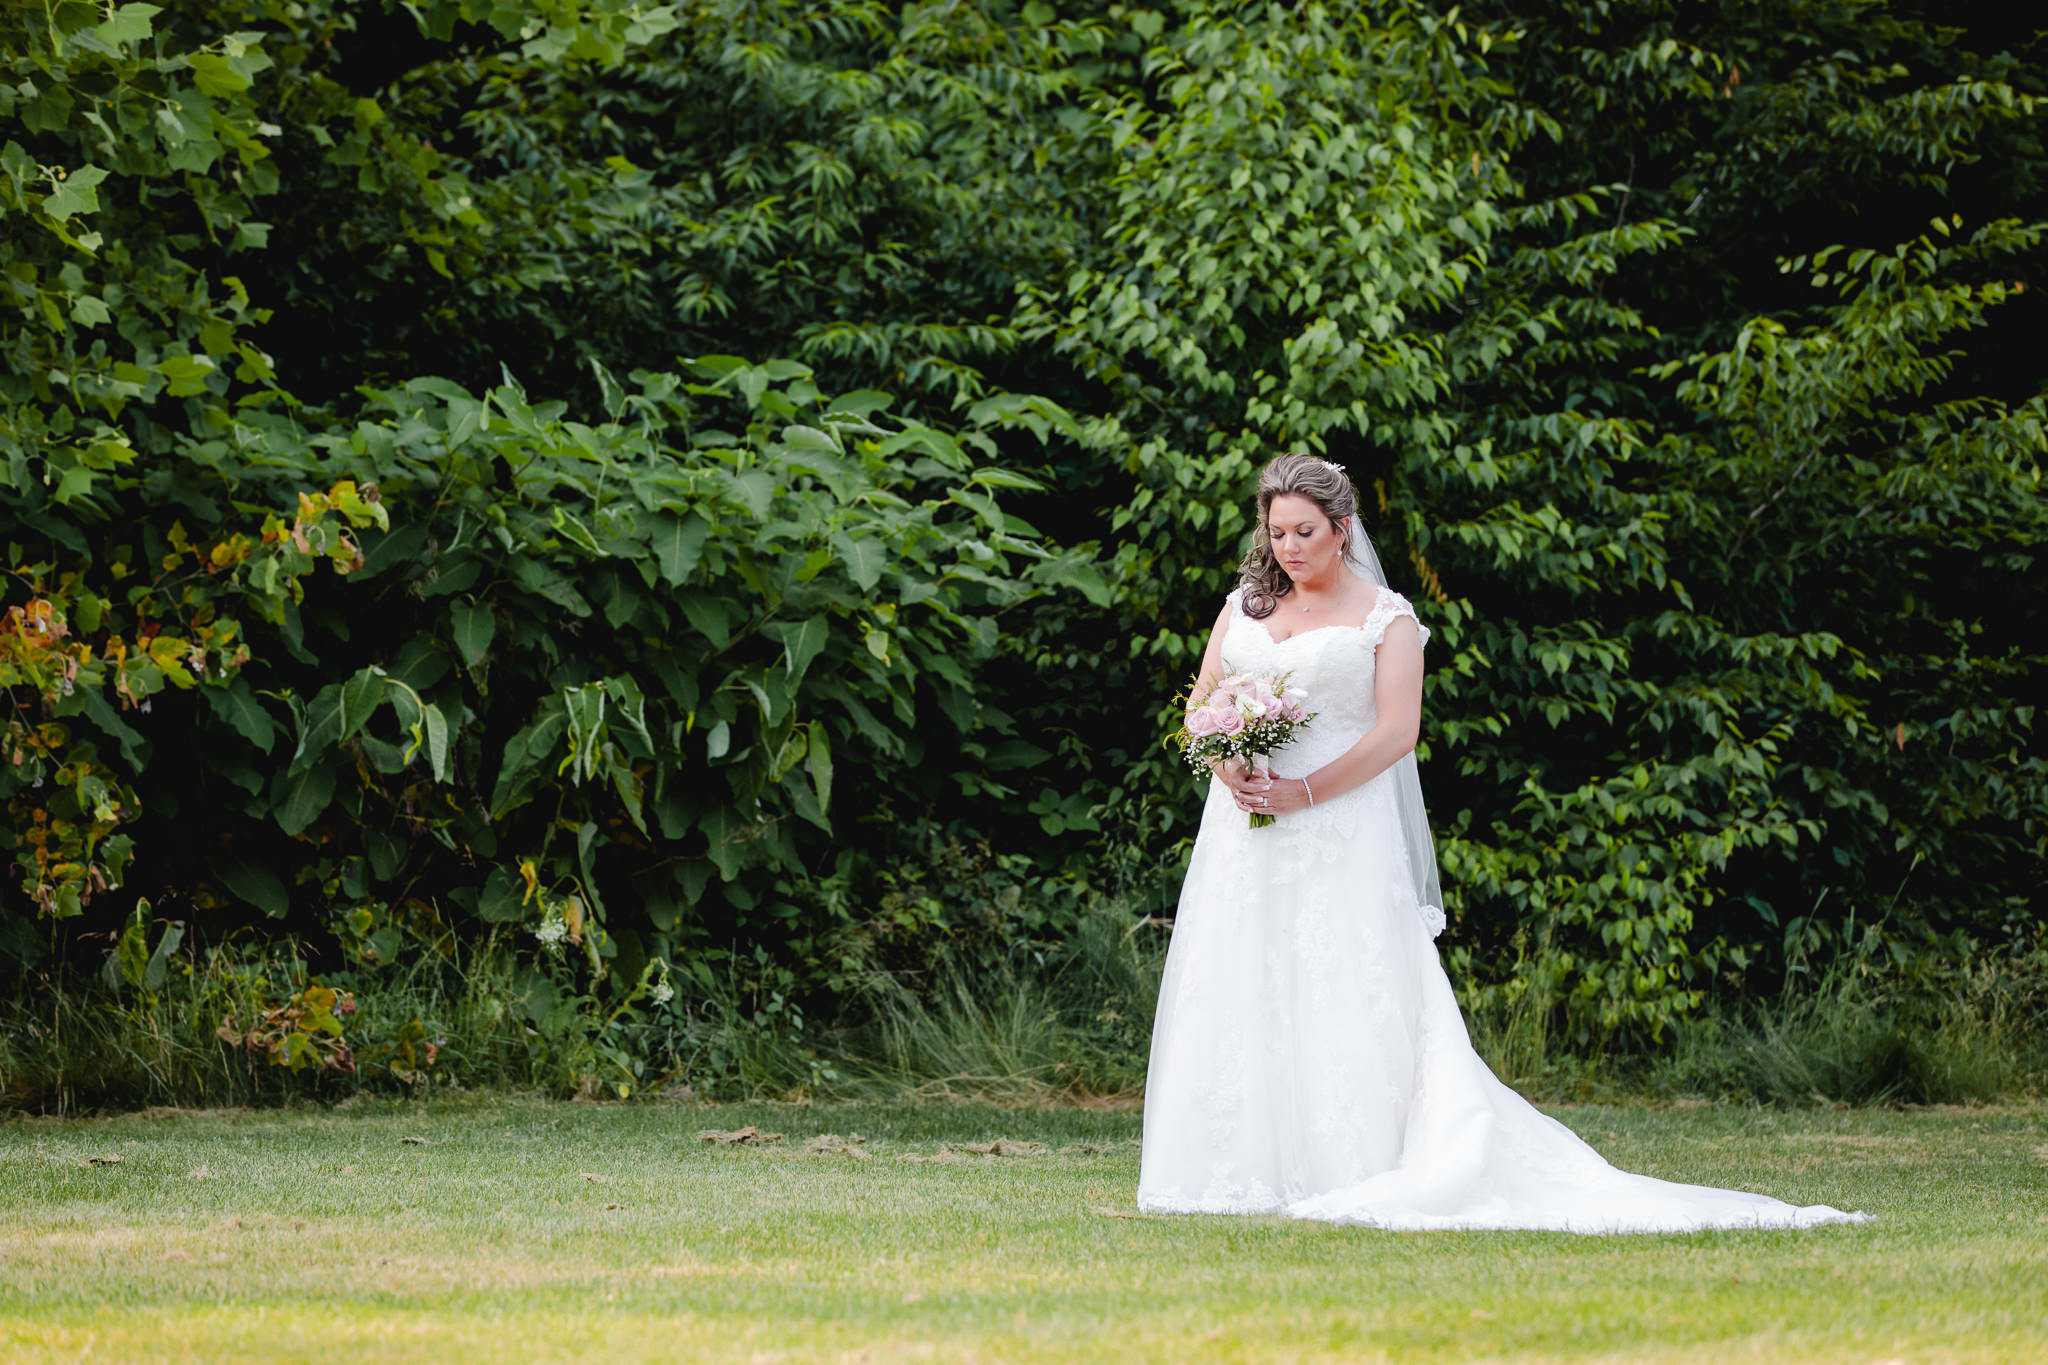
1235,452,1359,620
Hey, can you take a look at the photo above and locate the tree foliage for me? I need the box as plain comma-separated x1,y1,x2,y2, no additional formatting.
3,0,2042,1080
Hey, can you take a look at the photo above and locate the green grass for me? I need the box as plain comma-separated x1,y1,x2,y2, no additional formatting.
3,1097,2044,1362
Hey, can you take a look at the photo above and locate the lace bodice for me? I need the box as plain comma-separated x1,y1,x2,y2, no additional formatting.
1219,584,1429,779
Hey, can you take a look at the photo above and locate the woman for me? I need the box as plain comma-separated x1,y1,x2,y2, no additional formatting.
1136,453,1870,1232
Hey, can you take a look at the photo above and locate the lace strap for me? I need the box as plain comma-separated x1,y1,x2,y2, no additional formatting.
1224,585,1245,616
1366,588,1430,651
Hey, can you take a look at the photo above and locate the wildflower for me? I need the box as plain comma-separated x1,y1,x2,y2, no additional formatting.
534,915,568,956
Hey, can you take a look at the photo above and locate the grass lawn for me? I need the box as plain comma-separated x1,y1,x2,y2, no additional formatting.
1,1096,2043,1363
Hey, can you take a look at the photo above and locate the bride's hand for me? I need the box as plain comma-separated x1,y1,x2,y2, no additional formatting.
1225,765,1309,816
1218,758,1270,810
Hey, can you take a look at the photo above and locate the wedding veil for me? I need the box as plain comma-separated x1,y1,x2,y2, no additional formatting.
1340,514,1447,939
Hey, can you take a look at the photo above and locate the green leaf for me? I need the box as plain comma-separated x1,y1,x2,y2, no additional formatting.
985,738,1051,770
599,675,651,751
478,865,526,923
422,702,451,782
70,294,111,327
272,760,337,837
53,467,94,505
215,857,289,918
606,747,647,835
561,684,608,784
507,558,591,616
156,353,215,396
767,616,830,685
826,389,893,417
677,594,733,649
186,52,251,99
337,667,383,743
652,512,710,586
1033,555,1112,608
450,601,496,667
43,165,109,222
969,467,1045,491
807,720,834,816
490,706,568,816
141,917,185,989
205,679,276,753
779,424,842,454
94,3,160,47
80,687,146,765
833,533,885,592
551,506,601,553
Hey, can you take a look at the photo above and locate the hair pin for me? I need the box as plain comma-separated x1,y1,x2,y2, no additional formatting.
1320,460,1346,474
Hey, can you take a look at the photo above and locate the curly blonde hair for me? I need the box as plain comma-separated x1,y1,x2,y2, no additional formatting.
1235,452,1360,620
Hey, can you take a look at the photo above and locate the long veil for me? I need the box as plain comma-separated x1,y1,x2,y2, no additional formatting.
1340,514,1447,938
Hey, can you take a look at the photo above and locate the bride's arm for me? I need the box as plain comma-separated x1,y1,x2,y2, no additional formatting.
1249,617,1423,814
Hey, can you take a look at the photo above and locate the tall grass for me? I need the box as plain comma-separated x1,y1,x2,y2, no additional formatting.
1657,930,2048,1105
841,900,1167,1104
6,897,2041,1114
1463,917,2048,1106
0,935,528,1114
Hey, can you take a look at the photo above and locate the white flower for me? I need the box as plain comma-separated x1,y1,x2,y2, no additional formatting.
651,980,675,1006
1234,693,1267,719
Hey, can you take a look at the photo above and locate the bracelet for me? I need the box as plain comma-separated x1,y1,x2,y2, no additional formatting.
1303,777,1315,807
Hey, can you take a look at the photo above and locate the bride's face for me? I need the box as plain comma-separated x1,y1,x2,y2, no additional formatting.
1267,493,1344,588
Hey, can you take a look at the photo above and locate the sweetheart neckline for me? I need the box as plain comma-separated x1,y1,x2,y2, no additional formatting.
1234,587,1386,645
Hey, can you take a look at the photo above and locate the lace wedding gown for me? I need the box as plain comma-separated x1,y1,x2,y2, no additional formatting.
1137,587,1871,1233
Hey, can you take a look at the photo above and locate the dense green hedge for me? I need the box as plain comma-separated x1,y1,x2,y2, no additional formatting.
3,0,2042,1095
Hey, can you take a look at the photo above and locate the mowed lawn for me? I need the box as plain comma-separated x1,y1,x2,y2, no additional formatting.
1,1096,2043,1363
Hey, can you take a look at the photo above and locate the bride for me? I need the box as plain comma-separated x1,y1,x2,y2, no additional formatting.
1136,452,1871,1233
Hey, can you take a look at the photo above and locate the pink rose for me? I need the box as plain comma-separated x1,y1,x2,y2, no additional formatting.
1186,707,1221,737
1215,706,1246,736
1283,698,1307,723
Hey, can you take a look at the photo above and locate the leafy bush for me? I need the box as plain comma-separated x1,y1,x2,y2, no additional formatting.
3,0,2043,1101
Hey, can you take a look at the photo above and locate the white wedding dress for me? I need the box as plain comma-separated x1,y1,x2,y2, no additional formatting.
1137,586,1872,1233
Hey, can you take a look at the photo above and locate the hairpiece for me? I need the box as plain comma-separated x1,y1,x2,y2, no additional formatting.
1320,460,1346,474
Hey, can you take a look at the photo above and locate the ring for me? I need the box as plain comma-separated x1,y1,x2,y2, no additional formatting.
1258,796,1268,806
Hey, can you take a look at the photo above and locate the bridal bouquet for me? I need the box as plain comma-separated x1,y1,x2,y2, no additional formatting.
1174,669,1313,828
